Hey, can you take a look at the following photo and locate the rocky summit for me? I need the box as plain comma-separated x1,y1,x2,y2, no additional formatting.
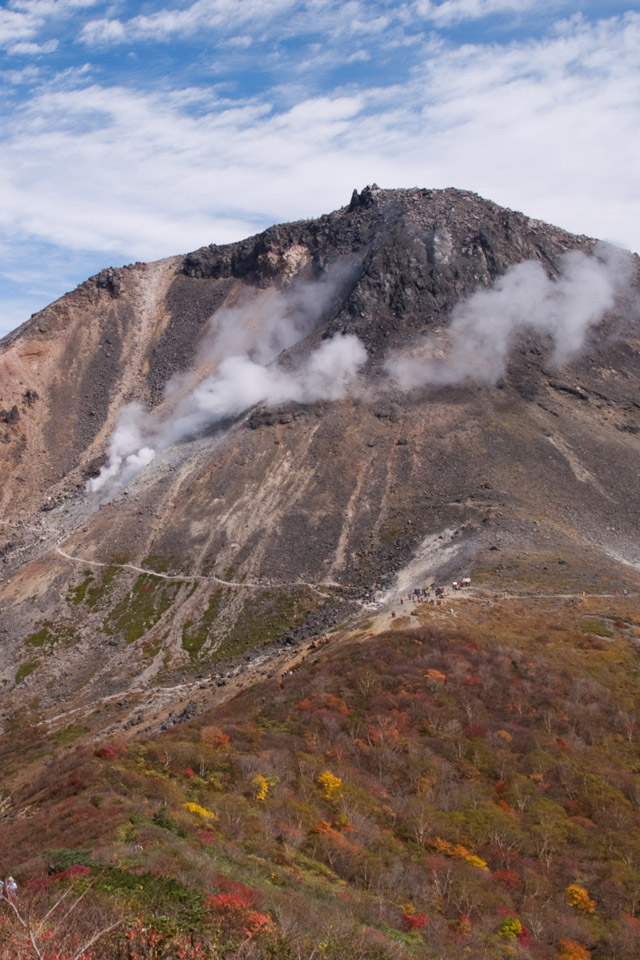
0,185,639,740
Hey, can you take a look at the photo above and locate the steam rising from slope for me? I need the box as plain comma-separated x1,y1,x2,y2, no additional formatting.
89,244,634,494
386,243,633,389
89,267,367,492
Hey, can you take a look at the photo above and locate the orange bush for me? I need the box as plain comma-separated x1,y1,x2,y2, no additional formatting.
566,884,595,914
557,938,591,960
201,726,230,750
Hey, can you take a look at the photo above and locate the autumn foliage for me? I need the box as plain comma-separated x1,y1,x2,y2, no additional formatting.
2,610,640,959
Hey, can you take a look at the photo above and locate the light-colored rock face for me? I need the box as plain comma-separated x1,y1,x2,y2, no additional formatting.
0,186,639,739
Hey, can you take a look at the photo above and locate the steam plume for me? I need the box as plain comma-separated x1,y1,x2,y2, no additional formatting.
89,243,634,494
89,266,367,492
386,243,633,390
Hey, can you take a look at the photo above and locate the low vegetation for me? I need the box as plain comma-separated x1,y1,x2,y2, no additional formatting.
105,574,183,644
2,597,640,959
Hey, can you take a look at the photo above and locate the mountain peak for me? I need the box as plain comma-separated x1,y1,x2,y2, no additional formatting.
0,186,638,740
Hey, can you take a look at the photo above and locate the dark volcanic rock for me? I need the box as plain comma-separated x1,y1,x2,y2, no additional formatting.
0,405,19,424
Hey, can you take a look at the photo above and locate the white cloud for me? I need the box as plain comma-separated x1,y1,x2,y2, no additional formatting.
8,38,58,53
10,0,99,14
80,0,297,45
1,12,639,267
1,6,639,336
415,0,541,24
0,7,41,46
0,0,99,51
78,16,125,44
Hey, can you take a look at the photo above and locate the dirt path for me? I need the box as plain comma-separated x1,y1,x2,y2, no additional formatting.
54,544,334,597
34,580,640,743
362,587,639,636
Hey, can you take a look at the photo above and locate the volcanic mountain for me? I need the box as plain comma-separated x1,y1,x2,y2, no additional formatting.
0,185,639,739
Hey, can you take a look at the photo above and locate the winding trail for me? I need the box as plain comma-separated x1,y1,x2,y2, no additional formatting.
34,575,639,740
54,545,335,598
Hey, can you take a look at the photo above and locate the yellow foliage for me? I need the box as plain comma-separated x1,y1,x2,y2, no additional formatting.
465,854,489,871
253,773,277,801
498,916,523,938
432,836,469,858
432,837,488,870
497,729,513,742
565,884,595,914
317,770,342,800
418,775,437,793
183,801,217,820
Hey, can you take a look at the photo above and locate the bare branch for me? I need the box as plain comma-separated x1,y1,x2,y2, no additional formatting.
35,883,74,937
71,919,122,960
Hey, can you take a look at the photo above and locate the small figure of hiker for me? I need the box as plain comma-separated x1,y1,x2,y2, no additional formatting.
6,877,17,897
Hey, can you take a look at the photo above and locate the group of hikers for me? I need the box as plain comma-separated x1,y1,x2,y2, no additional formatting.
0,877,18,899
390,577,472,617
400,578,471,604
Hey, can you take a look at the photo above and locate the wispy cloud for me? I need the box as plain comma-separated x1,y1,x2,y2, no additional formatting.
77,0,575,51
0,0,98,51
80,0,298,45
8,38,58,53
0,3,638,335
0,6,41,46
415,0,542,25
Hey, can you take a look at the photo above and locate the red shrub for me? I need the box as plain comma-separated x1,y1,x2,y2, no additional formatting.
402,912,428,930
208,888,270,940
493,868,524,890
57,865,92,879
467,724,488,738
94,742,128,760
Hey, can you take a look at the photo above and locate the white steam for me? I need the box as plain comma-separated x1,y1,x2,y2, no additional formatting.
89,244,634,494
386,243,633,390
89,269,367,492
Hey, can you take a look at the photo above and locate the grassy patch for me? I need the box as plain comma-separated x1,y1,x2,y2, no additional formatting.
53,722,88,745
105,574,182,644
182,587,225,660
85,565,121,607
581,617,614,638
46,848,101,871
15,660,38,683
68,574,95,605
97,868,206,921
26,621,78,648
212,588,315,661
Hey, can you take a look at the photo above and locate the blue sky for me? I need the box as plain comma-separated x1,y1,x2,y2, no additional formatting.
0,0,639,336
